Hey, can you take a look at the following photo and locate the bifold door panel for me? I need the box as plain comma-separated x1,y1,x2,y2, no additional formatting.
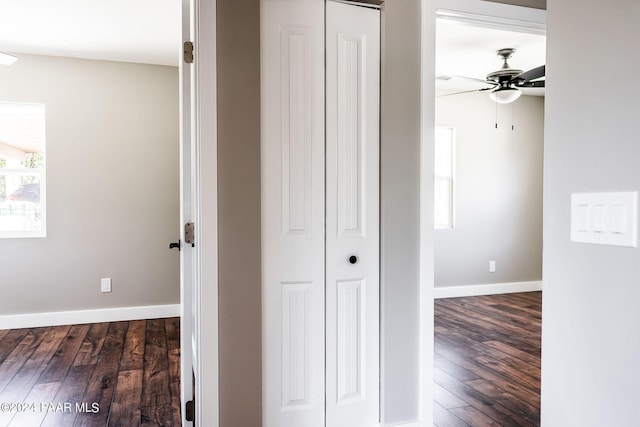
326,2,380,426
262,1,380,426
262,1,326,426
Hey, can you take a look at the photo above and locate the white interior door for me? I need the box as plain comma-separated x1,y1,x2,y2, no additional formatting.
262,1,379,426
179,0,195,424
325,2,380,426
181,0,219,425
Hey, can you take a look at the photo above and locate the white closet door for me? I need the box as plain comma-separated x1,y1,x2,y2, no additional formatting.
261,0,326,426
326,2,380,426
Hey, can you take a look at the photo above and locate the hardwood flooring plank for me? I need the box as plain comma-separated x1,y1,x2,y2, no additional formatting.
465,379,539,426
72,322,109,367
473,354,539,390
8,381,60,427
40,364,95,427
140,318,172,426
0,325,70,396
436,373,531,427
141,404,173,426
120,320,146,372
108,369,143,427
0,328,48,393
442,299,541,332
435,382,468,409
434,353,481,382
0,328,29,365
439,341,540,406
435,367,527,426
74,321,129,427
449,405,501,427
38,324,90,384
456,299,541,333
436,302,539,350
0,326,70,426
434,401,471,427
166,317,182,427
476,340,541,369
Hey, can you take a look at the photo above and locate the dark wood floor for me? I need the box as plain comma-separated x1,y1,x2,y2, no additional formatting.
0,318,181,427
0,295,539,427
434,292,541,427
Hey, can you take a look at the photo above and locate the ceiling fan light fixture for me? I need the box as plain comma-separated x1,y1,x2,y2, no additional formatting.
489,86,521,104
0,51,18,66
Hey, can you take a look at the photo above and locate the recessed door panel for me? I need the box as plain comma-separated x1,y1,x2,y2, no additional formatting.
326,2,380,426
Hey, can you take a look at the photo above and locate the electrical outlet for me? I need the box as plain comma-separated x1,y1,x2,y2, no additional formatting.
101,278,112,293
489,261,496,273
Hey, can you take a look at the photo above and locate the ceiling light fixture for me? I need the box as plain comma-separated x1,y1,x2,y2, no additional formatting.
0,51,18,65
489,86,521,104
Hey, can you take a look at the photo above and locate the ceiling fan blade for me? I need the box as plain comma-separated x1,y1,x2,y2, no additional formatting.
516,80,545,88
437,87,493,98
437,74,497,87
518,65,545,82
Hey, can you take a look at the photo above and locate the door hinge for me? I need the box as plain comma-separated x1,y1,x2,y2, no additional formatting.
185,399,195,422
184,222,195,247
184,41,194,64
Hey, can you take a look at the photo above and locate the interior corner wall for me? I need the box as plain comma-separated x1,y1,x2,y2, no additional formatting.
542,0,640,425
434,93,543,287
217,0,262,425
380,0,423,423
0,54,179,316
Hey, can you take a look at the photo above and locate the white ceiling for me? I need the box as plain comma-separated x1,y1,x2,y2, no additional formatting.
436,18,546,96
0,0,181,67
0,3,545,85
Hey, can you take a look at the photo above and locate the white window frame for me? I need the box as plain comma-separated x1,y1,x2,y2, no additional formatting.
434,126,455,229
0,102,47,239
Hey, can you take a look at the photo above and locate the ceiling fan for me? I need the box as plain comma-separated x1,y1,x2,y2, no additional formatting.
438,48,545,104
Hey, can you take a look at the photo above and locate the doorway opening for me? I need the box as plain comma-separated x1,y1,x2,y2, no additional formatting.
431,6,545,426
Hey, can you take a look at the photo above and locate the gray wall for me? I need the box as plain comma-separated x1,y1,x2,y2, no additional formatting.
542,0,640,425
0,54,180,316
217,0,262,425
435,93,543,287
214,0,425,424
380,0,424,423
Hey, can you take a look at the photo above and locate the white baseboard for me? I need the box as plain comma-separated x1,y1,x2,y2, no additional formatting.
434,280,542,299
0,304,181,330
380,423,421,427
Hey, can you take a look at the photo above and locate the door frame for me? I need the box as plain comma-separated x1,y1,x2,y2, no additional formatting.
193,0,220,423
182,1,545,426
419,0,546,424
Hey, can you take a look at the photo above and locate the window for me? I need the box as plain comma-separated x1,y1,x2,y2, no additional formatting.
0,102,46,238
435,127,455,229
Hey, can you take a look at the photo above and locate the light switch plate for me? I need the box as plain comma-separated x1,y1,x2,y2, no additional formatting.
570,192,638,247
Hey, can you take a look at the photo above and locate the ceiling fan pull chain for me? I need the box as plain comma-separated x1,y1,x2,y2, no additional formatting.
495,101,498,129
512,103,515,131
